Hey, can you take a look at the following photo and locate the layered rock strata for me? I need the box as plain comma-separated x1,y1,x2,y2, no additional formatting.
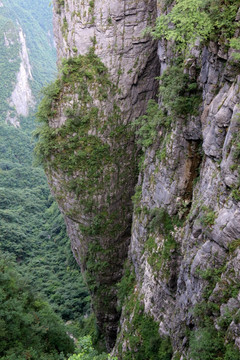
113,6,240,360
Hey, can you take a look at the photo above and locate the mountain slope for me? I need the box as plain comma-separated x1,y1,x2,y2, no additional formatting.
0,0,90,325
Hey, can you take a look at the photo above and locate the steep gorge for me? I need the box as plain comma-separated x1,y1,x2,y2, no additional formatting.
37,0,240,358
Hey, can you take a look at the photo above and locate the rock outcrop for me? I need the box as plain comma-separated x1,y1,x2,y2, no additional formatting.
39,0,159,349
7,27,34,127
38,0,240,357
113,4,240,360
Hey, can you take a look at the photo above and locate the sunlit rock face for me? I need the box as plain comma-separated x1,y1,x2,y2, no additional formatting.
2,20,34,127
45,0,159,349
8,28,34,122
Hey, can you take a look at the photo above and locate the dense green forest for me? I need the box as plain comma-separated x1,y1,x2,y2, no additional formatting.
0,0,96,358
0,115,90,323
0,254,74,359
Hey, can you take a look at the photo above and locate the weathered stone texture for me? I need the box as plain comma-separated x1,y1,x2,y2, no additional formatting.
115,13,240,360
48,0,240,356
49,0,159,350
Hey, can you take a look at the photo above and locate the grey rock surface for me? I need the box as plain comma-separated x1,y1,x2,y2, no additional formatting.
48,0,159,350
48,0,240,357
114,7,240,359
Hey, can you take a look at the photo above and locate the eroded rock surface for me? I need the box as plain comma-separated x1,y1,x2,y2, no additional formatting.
114,9,240,360
42,0,240,357
6,27,34,127
43,0,159,349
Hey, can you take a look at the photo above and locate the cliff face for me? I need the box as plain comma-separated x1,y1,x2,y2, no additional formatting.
39,0,240,357
0,0,56,127
42,0,159,349
113,4,240,359
115,41,240,359
8,27,35,124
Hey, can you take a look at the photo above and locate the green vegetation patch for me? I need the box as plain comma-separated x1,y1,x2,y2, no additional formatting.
230,38,240,61
190,324,225,360
119,293,172,360
133,61,201,154
190,260,240,360
144,208,182,274
116,265,172,359
158,63,201,116
57,0,65,6
35,51,111,191
67,335,117,360
117,261,136,309
35,50,133,215
200,206,217,228
150,0,239,53
228,239,240,254
0,254,74,360
132,99,169,150
197,265,225,300
190,300,240,360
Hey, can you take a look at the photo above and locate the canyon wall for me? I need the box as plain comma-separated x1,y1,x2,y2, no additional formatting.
113,4,240,359
39,0,240,358
115,32,240,360
41,0,159,349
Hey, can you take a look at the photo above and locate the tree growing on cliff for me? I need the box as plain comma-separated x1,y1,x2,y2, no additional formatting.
67,336,118,360
151,0,213,51
150,0,238,53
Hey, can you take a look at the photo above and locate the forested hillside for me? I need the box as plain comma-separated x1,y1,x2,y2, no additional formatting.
0,114,90,322
0,254,75,359
1,0,56,99
0,1,92,358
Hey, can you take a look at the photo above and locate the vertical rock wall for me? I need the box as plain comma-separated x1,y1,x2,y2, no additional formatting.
114,5,240,359
8,27,34,122
44,0,159,349
42,0,240,357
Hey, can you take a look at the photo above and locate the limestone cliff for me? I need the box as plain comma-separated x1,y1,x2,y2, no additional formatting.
0,0,56,127
113,3,240,359
38,0,158,349
37,0,240,357
7,26,35,127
